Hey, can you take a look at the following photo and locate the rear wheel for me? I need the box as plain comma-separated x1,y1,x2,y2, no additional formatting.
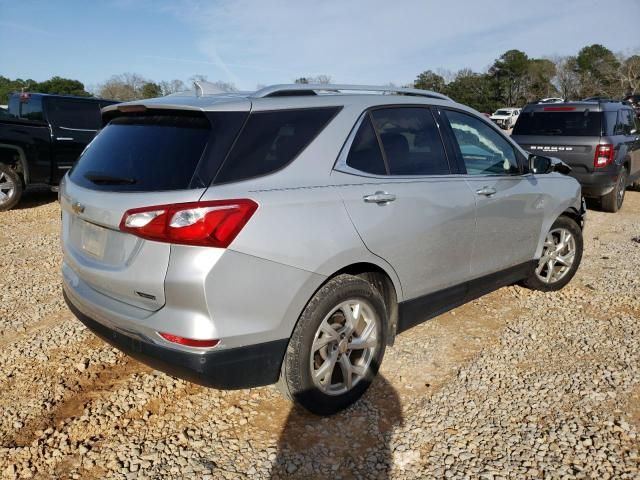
601,166,627,213
522,216,583,292
0,163,23,211
278,274,387,415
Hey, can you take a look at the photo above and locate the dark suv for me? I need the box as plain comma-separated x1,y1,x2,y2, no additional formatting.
512,101,640,212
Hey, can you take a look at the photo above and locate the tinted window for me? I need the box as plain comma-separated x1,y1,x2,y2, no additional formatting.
47,99,101,129
604,111,619,135
446,110,519,175
513,110,602,136
371,108,449,175
70,115,211,191
214,107,340,184
6,94,43,121
346,115,386,175
620,110,636,135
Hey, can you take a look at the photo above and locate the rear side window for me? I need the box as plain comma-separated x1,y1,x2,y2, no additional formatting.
70,115,211,191
214,107,340,184
7,95,44,121
47,99,101,130
346,115,387,175
513,110,602,136
371,107,449,175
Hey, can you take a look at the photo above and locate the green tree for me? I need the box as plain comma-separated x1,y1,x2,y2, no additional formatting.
575,44,620,97
526,59,557,101
141,82,162,98
36,76,90,97
413,70,445,92
489,49,530,106
445,69,497,112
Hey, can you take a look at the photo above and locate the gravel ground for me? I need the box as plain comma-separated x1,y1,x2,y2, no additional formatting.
0,188,639,479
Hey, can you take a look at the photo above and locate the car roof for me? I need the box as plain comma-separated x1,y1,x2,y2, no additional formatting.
102,83,470,115
522,101,632,113
10,92,117,103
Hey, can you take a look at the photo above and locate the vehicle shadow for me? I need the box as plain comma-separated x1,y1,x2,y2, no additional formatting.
14,187,58,210
270,375,402,479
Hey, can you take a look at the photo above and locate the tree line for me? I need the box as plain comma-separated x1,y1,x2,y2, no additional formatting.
413,44,639,112
1,43,638,112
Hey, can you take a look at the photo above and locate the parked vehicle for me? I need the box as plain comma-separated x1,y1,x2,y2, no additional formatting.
512,100,640,212
61,84,585,415
490,107,520,129
0,92,118,210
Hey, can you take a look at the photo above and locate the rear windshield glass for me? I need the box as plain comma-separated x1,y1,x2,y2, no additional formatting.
513,111,602,136
69,115,211,191
214,107,340,184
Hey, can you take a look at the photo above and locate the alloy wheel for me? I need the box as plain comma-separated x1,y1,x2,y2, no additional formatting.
309,299,378,396
0,170,16,206
535,227,576,284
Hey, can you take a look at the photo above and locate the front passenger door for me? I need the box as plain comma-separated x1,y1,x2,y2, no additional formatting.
442,109,546,278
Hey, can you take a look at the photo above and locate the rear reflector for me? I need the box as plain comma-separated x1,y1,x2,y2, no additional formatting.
594,144,614,168
543,106,576,111
120,199,258,247
159,332,219,348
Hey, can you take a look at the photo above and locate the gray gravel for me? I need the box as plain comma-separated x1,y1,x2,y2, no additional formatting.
0,188,639,479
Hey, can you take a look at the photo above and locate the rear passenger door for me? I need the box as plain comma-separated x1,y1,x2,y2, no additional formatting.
333,106,477,302
442,109,546,278
45,98,102,182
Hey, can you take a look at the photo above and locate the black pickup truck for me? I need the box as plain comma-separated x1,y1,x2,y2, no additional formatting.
0,93,118,210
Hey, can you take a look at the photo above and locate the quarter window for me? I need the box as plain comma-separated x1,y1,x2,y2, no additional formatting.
445,110,520,175
370,108,449,175
345,115,387,175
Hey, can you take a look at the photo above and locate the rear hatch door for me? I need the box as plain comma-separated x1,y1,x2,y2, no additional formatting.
61,106,248,311
512,106,602,173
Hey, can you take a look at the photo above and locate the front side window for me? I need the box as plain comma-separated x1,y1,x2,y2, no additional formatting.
370,107,450,175
445,110,519,175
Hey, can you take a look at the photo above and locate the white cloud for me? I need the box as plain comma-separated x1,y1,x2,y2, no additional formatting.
164,0,639,88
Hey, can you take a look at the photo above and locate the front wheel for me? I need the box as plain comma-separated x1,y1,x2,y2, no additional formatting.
278,274,387,415
0,163,23,211
522,216,583,292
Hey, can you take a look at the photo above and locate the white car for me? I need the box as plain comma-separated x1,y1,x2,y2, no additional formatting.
490,108,520,129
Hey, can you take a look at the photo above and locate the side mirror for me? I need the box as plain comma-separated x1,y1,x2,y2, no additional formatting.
529,154,552,174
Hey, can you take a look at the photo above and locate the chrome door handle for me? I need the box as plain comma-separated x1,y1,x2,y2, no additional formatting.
363,191,396,204
475,186,497,196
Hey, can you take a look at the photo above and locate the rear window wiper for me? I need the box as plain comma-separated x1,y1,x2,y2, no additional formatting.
84,172,137,185
542,129,563,135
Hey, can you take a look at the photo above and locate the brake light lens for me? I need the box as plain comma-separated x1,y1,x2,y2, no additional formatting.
159,332,219,348
543,106,576,111
594,144,614,168
120,199,258,247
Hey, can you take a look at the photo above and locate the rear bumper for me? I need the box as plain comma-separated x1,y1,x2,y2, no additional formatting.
570,170,618,198
64,289,287,389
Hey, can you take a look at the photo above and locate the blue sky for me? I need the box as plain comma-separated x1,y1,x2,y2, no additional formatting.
1,0,639,91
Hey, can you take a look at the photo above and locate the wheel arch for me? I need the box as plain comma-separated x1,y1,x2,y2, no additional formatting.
0,143,29,184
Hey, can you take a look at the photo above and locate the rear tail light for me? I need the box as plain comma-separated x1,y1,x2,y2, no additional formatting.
594,144,614,168
159,332,219,348
120,199,258,247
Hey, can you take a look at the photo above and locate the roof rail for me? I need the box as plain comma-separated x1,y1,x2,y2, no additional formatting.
251,84,453,101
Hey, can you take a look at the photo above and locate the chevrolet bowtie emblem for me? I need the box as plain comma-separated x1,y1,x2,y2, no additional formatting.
72,201,85,214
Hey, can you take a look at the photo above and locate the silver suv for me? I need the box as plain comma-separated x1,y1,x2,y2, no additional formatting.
61,84,586,415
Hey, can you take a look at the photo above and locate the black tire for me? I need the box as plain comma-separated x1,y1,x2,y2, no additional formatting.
601,166,627,213
522,216,583,292
0,163,23,211
629,180,640,192
278,274,387,416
